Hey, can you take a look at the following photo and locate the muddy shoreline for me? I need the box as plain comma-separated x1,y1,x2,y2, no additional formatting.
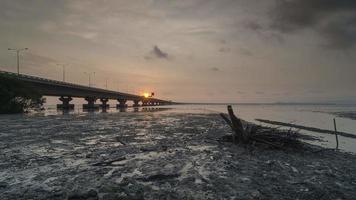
0,112,355,199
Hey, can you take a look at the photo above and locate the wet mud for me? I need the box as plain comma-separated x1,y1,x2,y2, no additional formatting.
0,112,355,199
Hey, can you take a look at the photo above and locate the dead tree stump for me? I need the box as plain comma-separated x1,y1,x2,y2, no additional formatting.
220,105,247,143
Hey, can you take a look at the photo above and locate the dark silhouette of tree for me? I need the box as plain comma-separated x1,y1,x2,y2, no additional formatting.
0,74,45,114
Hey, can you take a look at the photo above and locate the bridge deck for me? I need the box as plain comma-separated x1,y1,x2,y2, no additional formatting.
0,70,171,103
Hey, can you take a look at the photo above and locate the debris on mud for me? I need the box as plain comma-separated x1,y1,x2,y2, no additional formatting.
220,105,318,149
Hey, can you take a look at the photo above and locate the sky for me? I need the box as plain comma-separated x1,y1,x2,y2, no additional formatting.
0,0,355,103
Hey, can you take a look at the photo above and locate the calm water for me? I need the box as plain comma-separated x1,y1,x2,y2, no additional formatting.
8,104,356,152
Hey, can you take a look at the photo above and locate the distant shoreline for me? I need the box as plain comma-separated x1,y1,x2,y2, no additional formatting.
177,102,356,106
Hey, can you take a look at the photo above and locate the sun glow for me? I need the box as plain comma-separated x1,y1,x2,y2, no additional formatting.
143,92,150,98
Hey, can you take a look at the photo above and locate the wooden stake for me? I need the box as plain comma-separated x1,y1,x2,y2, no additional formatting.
220,113,232,129
220,113,235,143
333,118,339,150
227,105,247,143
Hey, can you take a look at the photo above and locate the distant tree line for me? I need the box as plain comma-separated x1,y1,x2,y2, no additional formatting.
0,74,45,114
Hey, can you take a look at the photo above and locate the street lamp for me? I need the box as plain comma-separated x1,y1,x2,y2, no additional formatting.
8,48,28,75
92,72,95,87
84,72,95,87
57,64,66,82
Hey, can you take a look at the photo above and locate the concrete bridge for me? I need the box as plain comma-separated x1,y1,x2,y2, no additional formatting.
0,70,173,109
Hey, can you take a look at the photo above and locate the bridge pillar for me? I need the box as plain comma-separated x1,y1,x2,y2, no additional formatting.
141,100,146,106
57,96,74,110
83,97,98,110
100,98,109,109
142,100,149,106
132,100,140,107
117,99,127,108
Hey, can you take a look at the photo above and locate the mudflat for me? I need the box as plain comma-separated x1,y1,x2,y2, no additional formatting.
0,112,355,199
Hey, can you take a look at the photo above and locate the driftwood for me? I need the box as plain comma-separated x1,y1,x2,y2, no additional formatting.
220,105,307,149
256,118,356,139
92,157,126,166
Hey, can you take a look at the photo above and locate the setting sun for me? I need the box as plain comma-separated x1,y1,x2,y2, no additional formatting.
143,92,150,98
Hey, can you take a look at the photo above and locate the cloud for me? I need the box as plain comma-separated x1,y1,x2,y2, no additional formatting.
270,0,356,32
206,92,215,96
145,45,169,60
239,48,253,56
153,46,168,58
219,47,231,53
23,52,58,67
237,91,246,94
243,21,264,32
211,67,219,71
243,20,284,43
219,39,227,44
318,15,356,49
270,0,356,49
180,26,217,36
162,91,173,95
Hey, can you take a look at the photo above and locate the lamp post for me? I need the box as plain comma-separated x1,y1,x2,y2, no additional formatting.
84,72,95,87
57,64,66,82
92,72,95,87
8,48,28,75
